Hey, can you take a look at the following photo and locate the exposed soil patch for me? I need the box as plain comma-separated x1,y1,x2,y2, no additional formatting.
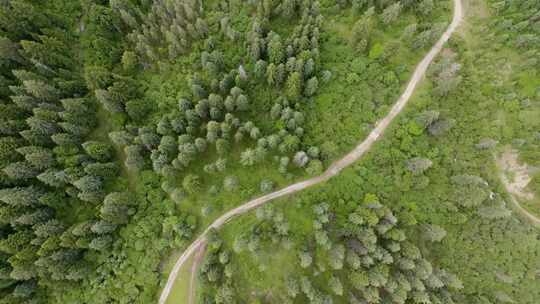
497,148,535,200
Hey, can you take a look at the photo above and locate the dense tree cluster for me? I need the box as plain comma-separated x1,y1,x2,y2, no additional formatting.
492,0,540,58
0,1,146,302
200,229,236,303
112,0,208,64
100,0,327,202
288,199,462,304
345,0,445,54
200,197,463,303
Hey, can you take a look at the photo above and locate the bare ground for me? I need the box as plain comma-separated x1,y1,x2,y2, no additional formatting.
496,148,540,227
497,148,534,200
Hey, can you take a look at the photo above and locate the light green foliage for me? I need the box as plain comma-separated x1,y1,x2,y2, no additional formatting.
2,0,539,303
82,141,113,162
195,1,540,303
182,174,201,195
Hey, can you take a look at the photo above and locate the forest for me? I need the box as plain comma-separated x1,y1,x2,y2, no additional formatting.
0,0,538,303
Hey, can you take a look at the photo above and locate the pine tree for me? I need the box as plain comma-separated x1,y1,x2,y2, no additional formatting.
15,207,53,227
12,279,37,298
240,148,259,166
260,179,275,193
33,219,65,238
100,192,134,224
381,2,402,24
126,98,150,121
421,224,447,242
138,130,160,150
2,161,38,180
286,72,302,101
268,34,284,64
0,36,23,63
59,122,90,137
293,151,309,167
73,175,102,193
0,230,34,254
286,277,300,298
329,244,345,269
26,116,59,136
254,60,268,79
91,220,117,234
304,76,318,97
25,150,55,170
95,89,123,113
84,162,119,179
23,80,59,101
266,63,278,86
89,235,113,251
405,157,432,174
415,110,440,129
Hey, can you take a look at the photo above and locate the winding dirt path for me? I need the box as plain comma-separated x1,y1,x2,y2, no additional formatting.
187,243,206,304
159,0,464,302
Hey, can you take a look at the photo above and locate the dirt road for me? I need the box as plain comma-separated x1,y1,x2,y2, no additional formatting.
187,243,206,304
159,0,464,302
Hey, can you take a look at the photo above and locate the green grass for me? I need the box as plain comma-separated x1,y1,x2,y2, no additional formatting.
164,251,195,304
522,199,540,219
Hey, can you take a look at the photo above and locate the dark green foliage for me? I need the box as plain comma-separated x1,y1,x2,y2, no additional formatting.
125,98,151,122
1,0,536,302
83,162,119,179
100,192,134,224
124,145,144,171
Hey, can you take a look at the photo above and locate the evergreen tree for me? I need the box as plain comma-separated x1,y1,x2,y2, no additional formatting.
23,80,59,101
240,148,259,166
100,192,134,224
25,150,55,170
88,235,113,251
2,161,38,180
381,2,402,24
268,34,284,64
124,145,145,171
286,72,302,101
329,276,343,296
421,224,447,242
95,89,123,113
